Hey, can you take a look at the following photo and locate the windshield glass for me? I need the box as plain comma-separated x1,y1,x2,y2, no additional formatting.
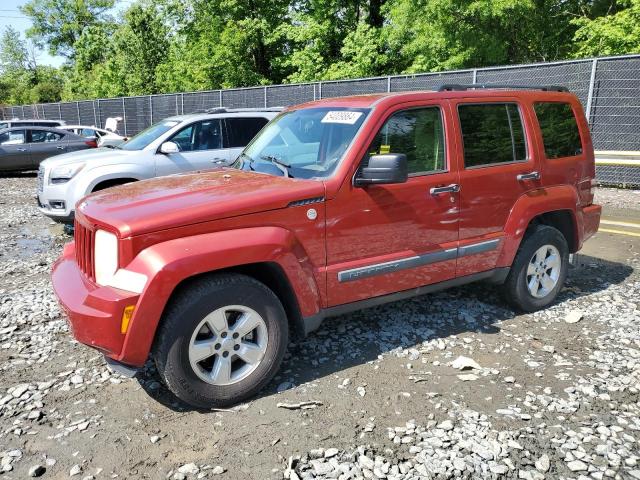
0,122,8,130
118,120,180,151
241,107,370,178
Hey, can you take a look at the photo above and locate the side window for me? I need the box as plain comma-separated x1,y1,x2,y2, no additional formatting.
31,130,64,143
226,117,269,148
170,120,223,152
0,130,26,145
366,107,446,174
534,102,582,158
458,103,527,168
80,128,97,137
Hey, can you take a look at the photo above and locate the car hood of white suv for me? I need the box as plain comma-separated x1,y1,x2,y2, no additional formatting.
40,147,139,169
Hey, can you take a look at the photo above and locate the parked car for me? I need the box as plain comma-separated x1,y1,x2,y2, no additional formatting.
52,86,601,408
37,108,279,222
61,125,127,148
0,126,97,173
0,118,66,130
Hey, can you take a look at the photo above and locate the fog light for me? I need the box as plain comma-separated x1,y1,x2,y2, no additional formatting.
49,200,66,210
121,305,135,334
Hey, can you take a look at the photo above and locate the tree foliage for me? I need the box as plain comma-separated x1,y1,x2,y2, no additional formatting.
1,0,639,105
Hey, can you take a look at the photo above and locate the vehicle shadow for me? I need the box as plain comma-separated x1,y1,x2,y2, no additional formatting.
136,253,634,412
0,171,37,178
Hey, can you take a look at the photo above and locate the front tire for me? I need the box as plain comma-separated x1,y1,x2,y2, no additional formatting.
503,225,569,312
154,274,288,408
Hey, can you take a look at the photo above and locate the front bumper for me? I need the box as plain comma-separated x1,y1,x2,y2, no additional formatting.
52,242,140,362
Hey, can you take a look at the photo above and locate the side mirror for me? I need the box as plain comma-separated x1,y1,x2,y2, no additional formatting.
159,141,180,154
354,153,408,186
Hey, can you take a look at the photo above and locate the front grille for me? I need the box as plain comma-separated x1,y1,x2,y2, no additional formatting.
74,220,95,280
37,166,44,193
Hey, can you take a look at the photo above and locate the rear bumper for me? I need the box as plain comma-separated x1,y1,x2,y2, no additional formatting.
581,203,602,244
52,243,140,364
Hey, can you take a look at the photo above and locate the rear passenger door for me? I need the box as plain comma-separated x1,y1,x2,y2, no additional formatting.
452,99,540,277
223,117,269,162
0,130,30,171
29,130,67,166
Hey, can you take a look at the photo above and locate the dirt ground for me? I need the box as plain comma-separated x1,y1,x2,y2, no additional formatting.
0,174,638,480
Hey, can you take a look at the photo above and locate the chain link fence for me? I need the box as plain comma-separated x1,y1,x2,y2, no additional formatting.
2,54,639,186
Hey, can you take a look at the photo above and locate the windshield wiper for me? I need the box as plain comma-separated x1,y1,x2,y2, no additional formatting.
260,154,293,178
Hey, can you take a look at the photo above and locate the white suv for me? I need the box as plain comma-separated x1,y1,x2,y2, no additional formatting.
37,108,280,222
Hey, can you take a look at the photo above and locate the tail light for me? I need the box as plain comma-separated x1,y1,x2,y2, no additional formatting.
85,139,98,148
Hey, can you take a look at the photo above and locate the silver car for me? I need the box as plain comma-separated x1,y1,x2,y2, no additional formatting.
37,108,279,222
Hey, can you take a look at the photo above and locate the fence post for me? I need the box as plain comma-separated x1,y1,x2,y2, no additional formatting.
472,69,478,84
122,97,127,137
181,93,184,114
219,90,223,107
57,103,62,120
318,81,322,100
21,105,25,118
387,76,391,92
93,100,98,127
75,102,81,124
264,86,268,108
585,59,598,126
149,96,153,125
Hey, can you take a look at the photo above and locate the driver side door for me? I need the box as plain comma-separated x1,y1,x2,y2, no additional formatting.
154,119,224,176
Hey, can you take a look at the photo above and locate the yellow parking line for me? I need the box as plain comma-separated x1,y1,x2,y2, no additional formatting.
598,228,640,238
600,219,640,230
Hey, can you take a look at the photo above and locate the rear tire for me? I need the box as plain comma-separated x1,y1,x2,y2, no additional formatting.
503,225,569,312
154,274,288,409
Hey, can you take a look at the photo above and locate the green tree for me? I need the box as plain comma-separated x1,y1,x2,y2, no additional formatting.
20,0,115,58
572,0,640,57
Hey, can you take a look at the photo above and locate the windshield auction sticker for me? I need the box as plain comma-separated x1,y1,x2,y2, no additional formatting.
321,111,363,125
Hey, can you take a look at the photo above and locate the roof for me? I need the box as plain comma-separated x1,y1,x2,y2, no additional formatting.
290,87,577,110
163,109,282,123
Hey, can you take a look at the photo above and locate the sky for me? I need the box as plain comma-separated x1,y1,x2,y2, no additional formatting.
0,0,131,68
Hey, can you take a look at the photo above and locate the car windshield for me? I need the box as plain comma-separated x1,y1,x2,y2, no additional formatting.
240,107,370,179
118,120,180,151
0,122,8,130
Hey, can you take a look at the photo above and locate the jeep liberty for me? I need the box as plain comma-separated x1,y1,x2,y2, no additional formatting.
52,86,601,408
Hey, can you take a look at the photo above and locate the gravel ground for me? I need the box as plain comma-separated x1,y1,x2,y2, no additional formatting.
1,175,639,480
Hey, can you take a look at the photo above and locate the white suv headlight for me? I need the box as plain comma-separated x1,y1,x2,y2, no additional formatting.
50,162,85,184
94,229,118,285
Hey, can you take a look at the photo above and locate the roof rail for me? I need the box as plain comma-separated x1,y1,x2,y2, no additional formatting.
204,107,285,114
437,84,569,92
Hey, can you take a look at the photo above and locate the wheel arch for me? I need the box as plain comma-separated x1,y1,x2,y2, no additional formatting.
115,227,323,366
498,186,580,267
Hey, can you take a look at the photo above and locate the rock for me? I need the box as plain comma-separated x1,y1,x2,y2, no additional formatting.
504,376,515,383
324,448,339,458
535,454,550,472
457,373,479,381
566,460,587,472
11,384,29,397
70,464,82,476
437,419,454,431
357,386,366,397
178,463,199,475
451,356,482,370
211,466,225,475
565,310,583,324
150,435,160,443
29,465,46,477
70,375,83,385
277,382,294,392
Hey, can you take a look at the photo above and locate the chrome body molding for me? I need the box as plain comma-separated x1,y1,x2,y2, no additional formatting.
338,238,501,283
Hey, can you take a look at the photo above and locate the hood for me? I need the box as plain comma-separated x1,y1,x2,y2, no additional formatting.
40,147,136,169
77,168,326,237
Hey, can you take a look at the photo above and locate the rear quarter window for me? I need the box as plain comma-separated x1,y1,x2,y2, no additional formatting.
226,117,269,148
534,102,583,158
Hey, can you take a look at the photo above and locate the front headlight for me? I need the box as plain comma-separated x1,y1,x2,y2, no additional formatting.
94,229,119,285
50,162,85,184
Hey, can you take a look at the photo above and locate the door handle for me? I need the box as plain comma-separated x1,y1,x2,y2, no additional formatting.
517,171,540,181
17,148,27,152
56,146,66,150
211,158,226,164
430,184,460,195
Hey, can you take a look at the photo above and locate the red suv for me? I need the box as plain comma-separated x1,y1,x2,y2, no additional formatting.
52,86,601,408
